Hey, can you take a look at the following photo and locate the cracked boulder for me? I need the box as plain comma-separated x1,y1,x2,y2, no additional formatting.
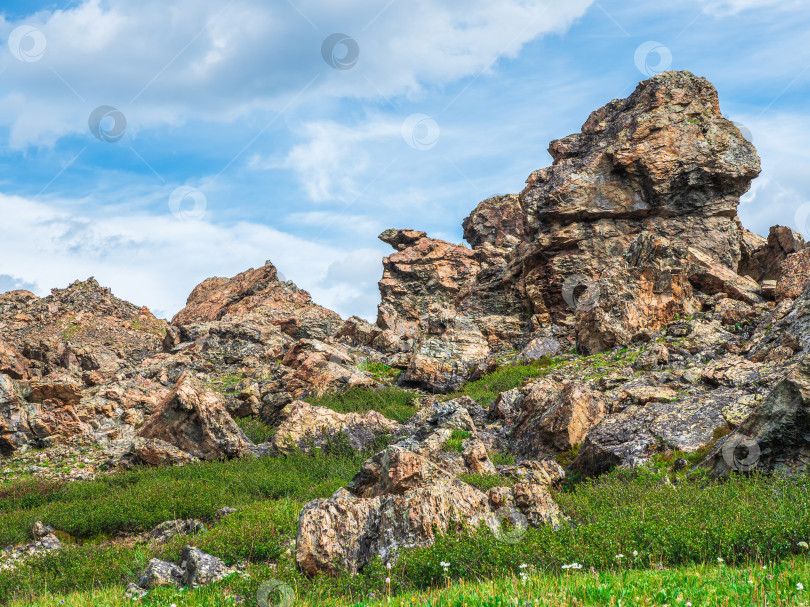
136,371,255,461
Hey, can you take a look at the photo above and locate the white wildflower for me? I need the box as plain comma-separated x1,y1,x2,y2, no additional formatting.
798,582,804,591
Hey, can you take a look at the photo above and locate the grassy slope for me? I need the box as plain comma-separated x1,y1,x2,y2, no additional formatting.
2,357,810,605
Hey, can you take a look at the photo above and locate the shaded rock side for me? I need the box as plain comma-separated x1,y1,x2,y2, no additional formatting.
136,371,255,461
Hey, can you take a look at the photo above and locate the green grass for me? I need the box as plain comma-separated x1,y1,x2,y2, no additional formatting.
12,557,810,606
490,451,516,466
458,473,515,492
307,386,419,423
0,451,369,547
442,430,472,453
395,471,810,587
209,371,246,394
235,417,277,444
3,459,810,606
359,361,402,382
453,356,567,406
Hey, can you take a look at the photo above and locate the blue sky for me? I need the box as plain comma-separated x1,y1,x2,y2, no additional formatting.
0,0,808,320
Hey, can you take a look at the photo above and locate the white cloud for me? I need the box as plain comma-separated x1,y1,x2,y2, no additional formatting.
262,118,400,202
735,111,810,238
695,0,807,15
0,192,381,319
0,0,594,148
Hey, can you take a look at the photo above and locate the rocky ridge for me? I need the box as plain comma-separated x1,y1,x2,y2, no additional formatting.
2,71,810,579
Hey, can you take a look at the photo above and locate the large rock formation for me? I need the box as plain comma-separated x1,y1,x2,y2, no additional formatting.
172,261,342,341
136,371,255,462
295,397,566,575
369,71,765,392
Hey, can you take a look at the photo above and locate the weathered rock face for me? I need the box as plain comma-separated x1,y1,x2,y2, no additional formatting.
519,72,760,351
707,356,810,475
372,71,764,383
136,371,255,461
776,248,810,301
739,225,804,283
462,194,525,249
295,397,566,575
173,261,342,341
272,400,400,454
510,379,607,454
0,279,168,383
1,522,63,572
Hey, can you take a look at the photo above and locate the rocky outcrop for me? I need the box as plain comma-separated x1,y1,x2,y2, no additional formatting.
739,225,804,284
272,400,399,454
134,546,233,592
136,371,255,461
0,279,168,383
510,379,607,454
707,356,810,475
370,71,764,389
295,398,566,575
172,261,342,341
776,249,810,301
1,522,63,572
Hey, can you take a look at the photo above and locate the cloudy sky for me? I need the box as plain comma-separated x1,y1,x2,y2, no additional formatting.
0,0,808,320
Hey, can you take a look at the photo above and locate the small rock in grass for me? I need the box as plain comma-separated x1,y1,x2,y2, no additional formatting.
125,582,148,599
181,546,234,587
137,558,184,589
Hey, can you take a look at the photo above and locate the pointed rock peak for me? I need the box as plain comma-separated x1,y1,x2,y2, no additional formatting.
171,259,342,339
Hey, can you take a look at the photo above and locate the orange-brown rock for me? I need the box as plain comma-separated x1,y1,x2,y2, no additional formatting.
272,400,399,454
137,371,255,461
0,279,167,383
776,248,810,301
0,340,29,380
510,379,607,454
739,225,804,283
172,261,342,341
